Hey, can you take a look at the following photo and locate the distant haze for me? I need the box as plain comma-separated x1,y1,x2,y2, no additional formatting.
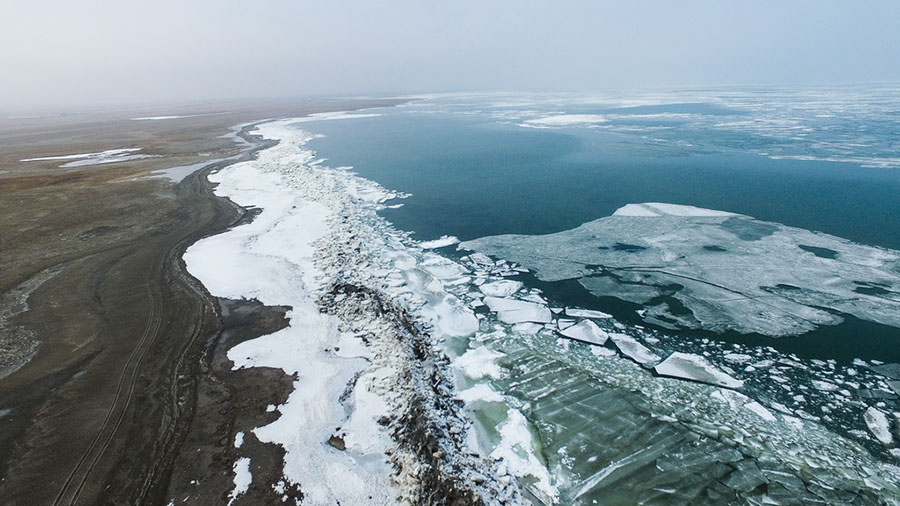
2,0,899,111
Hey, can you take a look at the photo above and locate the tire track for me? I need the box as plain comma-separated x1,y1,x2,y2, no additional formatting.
52,260,164,506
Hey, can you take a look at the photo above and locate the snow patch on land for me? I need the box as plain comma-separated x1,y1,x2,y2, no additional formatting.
21,148,153,167
227,458,251,506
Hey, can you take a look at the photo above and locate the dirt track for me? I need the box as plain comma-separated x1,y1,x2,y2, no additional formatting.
0,99,400,505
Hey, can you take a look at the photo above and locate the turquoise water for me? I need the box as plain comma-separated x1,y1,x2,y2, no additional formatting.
305,92,900,363
307,106,900,249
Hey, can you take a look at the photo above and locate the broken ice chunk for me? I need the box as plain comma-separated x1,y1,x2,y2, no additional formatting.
607,332,661,366
418,254,468,280
482,296,552,324
558,320,609,346
556,318,576,330
419,235,460,249
564,308,613,319
654,352,745,389
743,402,777,422
711,388,751,409
864,407,893,445
590,345,617,357
456,383,505,403
453,346,504,380
812,380,839,391
511,322,543,335
479,280,523,297
723,353,753,364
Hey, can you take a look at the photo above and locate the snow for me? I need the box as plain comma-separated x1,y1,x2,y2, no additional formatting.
21,148,152,167
558,320,609,346
654,352,745,389
420,235,460,249
607,332,661,366
227,458,251,506
183,120,399,504
863,407,893,445
482,296,552,324
564,308,613,319
234,432,244,448
131,112,230,120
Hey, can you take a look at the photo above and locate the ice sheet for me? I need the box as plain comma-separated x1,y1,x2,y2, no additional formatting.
461,202,900,336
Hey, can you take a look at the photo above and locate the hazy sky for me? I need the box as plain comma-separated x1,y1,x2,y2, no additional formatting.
2,0,899,110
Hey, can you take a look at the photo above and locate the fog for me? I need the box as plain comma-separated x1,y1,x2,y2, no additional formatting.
2,0,899,111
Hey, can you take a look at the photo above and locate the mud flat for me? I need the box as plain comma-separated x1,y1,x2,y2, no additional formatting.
0,99,400,505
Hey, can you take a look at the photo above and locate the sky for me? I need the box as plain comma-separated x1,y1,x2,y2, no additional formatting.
2,0,899,111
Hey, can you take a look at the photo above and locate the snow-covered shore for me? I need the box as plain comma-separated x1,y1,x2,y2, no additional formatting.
183,118,525,504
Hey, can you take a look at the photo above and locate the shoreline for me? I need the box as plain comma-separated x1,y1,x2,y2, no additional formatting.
4,98,898,504
185,116,900,505
180,117,524,504
0,101,404,505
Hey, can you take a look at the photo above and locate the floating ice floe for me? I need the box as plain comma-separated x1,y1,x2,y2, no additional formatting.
863,407,893,445
461,202,900,336
558,320,609,346
482,296,552,324
564,308,613,319
419,235,460,249
479,280,523,297
607,332,661,366
456,383,505,403
454,346,504,380
654,352,745,389
556,318,576,330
